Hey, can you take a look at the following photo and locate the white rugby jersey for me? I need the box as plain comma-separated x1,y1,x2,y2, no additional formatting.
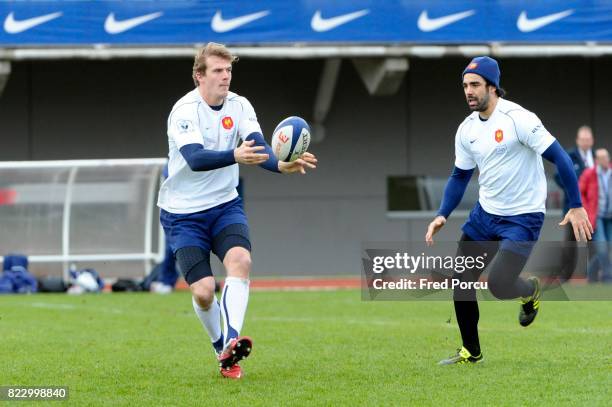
454,98,555,216
157,89,262,214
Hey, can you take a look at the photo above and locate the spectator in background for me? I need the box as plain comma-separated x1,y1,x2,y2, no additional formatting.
555,125,595,280
150,243,179,294
556,125,594,212
579,148,611,283
150,164,180,294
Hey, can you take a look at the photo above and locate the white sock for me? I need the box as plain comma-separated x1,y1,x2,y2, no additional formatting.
192,296,224,353
220,277,250,346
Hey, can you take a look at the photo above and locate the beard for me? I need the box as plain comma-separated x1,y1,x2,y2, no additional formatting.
467,92,490,112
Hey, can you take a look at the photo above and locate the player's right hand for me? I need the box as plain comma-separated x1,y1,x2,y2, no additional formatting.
234,140,269,165
425,215,447,246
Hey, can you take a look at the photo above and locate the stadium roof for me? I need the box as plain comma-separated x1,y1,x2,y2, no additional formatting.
3,44,612,60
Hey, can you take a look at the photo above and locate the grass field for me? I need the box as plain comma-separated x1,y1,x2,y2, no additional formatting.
1,290,611,406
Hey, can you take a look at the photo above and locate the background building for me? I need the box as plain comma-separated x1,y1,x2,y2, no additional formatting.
1,1,611,276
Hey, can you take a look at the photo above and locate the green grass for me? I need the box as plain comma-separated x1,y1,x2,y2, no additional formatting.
1,290,611,406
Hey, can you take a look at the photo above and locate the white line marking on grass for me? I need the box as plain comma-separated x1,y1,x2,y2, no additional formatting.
251,287,356,292
443,323,612,334
251,316,400,326
30,302,124,314
31,302,76,310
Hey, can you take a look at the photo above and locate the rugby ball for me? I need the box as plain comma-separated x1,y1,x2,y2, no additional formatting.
271,116,311,162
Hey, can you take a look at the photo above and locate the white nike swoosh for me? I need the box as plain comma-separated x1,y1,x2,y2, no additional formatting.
311,9,369,32
211,10,270,33
4,12,62,34
517,9,574,33
104,12,163,34
417,10,475,32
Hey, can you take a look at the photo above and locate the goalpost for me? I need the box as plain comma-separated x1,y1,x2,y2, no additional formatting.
0,158,167,281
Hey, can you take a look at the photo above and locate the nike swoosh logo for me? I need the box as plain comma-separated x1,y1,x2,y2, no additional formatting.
469,139,477,144
311,9,369,32
4,12,62,34
104,12,163,34
517,9,574,33
211,10,270,33
417,10,475,32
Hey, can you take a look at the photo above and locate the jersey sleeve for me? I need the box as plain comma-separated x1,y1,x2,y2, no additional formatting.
168,105,202,149
237,97,263,140
454,122,476,170
512,110,555,154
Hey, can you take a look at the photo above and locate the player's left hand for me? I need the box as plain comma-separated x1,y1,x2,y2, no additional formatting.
559,207,593,242
278,152,317,174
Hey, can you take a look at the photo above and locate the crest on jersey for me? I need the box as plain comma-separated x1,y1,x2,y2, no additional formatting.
222,116,234,130
176,119,193,134
494,129,503,143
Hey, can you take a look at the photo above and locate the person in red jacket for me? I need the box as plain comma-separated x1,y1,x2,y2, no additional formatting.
579,148,612,282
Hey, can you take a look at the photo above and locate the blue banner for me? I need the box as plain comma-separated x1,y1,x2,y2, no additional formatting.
0,1,611,45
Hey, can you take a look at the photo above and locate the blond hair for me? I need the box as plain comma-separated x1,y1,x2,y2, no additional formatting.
192,42,238,86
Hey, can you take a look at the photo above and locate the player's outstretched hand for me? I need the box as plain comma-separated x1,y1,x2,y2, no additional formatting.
425,215,447,246
278,152,317,174
234,140,269,165
559,207,593,242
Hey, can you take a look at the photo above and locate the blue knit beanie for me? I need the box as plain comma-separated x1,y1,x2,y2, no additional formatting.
462,56,500,88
